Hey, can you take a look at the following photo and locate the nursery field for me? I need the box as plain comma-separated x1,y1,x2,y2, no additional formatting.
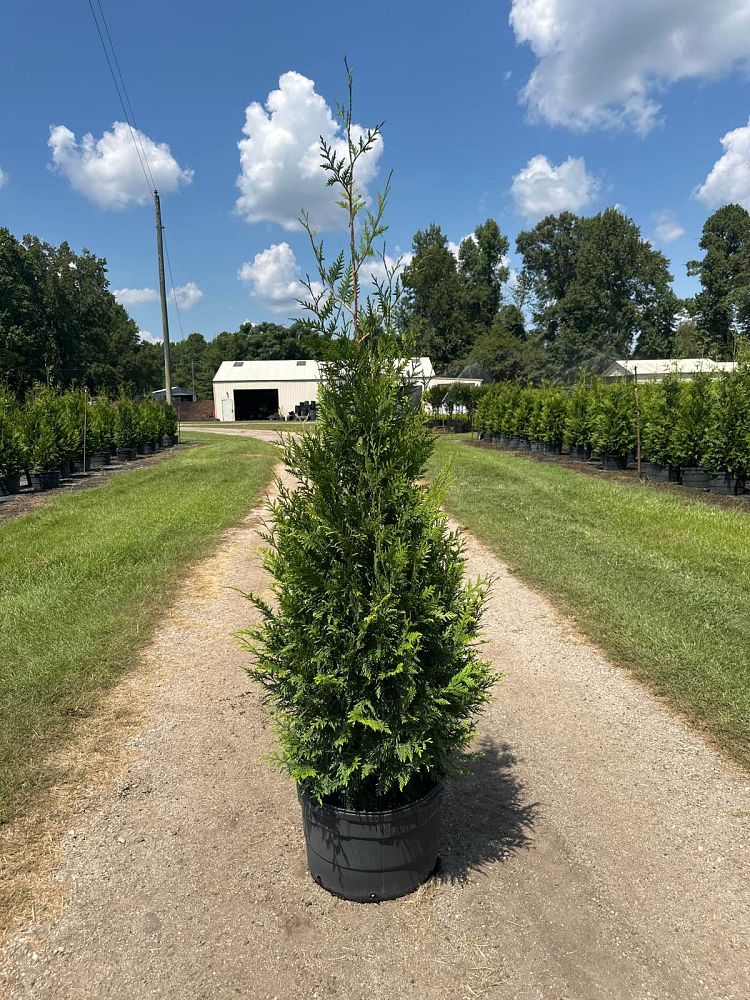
430,436,750,768
0,431,276,824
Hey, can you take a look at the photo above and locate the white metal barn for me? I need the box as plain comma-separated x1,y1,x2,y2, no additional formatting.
212,357,435,421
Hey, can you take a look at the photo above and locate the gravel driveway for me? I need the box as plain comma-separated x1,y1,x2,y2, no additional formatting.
2,458,748,1000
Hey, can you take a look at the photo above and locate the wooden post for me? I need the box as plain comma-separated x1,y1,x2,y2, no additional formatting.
633,366,642,478
154,190,173,406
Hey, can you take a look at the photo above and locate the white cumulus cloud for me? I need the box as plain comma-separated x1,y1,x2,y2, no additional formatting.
694,118,750,210
511,154,599,221
235,71,383,231
138,329,161,345
653,211,685,243
509,0,750,134
238,242,315,313
114,287,158,306
171,281,203,309
0,167,7,188
48,121,193,209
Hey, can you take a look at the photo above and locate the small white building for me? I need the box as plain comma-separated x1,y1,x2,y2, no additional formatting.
602,358,736,383
212,357,435,421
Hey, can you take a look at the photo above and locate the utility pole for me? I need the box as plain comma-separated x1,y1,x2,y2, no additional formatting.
154,190,173,405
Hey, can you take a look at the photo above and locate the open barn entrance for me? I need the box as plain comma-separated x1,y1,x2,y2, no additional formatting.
233,388,279,421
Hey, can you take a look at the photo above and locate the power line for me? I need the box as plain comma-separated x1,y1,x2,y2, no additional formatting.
84,0,186,348
164,238,186,342
85,0,152,199
92,0,157,193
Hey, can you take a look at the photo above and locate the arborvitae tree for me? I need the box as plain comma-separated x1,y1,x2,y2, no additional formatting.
242,66,495,810
671,373,713,469
114,396,139,450
592,380,636,459
539,386,568,449
564,372,599,452
640,376,684,465
23,388,61,473
703,367,750,477
0,389,26,478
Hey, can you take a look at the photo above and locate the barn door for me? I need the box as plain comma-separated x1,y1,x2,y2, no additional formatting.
221,397,233,422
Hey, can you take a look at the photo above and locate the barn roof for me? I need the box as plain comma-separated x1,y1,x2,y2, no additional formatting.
213,357,435,383
602,358,736,377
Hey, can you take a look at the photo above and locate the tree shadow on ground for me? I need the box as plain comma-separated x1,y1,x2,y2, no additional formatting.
438,737,538,884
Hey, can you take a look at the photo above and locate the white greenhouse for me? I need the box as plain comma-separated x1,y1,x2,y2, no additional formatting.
212,357,435,422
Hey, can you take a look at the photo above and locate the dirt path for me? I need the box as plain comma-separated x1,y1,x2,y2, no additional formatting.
2,467,749,999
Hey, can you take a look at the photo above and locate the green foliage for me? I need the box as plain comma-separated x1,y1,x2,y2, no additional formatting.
516,208,677,380
23,387,61,473
0,228,159,395
688,204,750,359
592,380,637,458
671,374,714,469
538,386,568,446
702,366,750,476
243,67,495,810
137,398,162,445
114,396,139,450
89,396,114,454
0,388,26,477
163,402,179,437
564,372,599,449
640,376,684,465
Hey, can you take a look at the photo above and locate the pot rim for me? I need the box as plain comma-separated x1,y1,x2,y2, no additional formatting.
299,781,443,821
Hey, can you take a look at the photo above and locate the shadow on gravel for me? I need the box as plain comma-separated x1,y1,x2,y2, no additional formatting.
439,738,537,883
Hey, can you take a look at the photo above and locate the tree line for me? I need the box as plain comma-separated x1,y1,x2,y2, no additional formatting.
2,204,749,397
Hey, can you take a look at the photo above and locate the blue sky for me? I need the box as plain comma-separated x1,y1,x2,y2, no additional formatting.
2,1,750,344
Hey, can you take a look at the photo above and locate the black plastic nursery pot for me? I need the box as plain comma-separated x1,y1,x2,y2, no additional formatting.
116,447,137,462
29,469,61,492
647,462,670,483
136,443,146,456
72,454,91,473
601,453,627,472
90,451,111,469
0,473,21,496
681,467,711,491
709,472,745,496
59,460,72,478
299,784,443,903
144,441,156,454
169,434,179,446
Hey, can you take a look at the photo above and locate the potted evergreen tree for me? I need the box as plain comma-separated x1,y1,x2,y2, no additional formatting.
241,66,495,903
164,402,179,445
641,376,684,483
592,380,636,471
23,388,61,491
671,373,713,490
88,397,114,469
0,389,26,495
114,396,139,461
565,373,597,462
703,367,750,495
539,386,567,455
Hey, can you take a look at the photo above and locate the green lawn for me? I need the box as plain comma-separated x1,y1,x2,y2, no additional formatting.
430,437,750,769
181,420,315,432
0,432,277,823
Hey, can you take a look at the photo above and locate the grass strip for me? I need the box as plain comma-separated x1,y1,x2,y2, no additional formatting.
430,436,750,769
0,432,276,823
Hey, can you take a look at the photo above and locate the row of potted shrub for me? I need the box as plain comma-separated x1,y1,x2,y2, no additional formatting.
475,368,750,496
0,387,179,495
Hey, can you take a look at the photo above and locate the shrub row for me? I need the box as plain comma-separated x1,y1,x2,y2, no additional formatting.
474,368,750,491
0,387,179,494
